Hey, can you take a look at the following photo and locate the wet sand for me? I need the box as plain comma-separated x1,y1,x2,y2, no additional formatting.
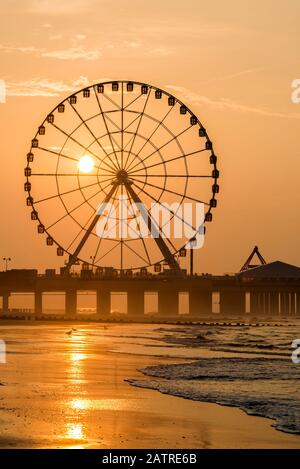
0,321,299,448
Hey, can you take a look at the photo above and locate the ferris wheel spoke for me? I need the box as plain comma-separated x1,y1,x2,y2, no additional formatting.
34,178,112,205
121,109,185,175
99,218,119,241
50,122,103,164
46,180,113,230
31,173,100,176
109,133,122,151
49,122,119,174
120,182,125,269
37,146,79,163
122,239,149,266
66,206,98,252
130,174,211,178
123,90,152,170
95,240,121,263
99,189,123,242
66,119,119,174
128,124,194,173
66,182,118,252
63,182,118,274
122,133,135,152
101,91,122,111
126,106,174,173
104,112,122,133
96,214,139,269
92,196,119,264
129,148,207,174
123,113,141,132
124,185,151,265
129,179,198,233
123,91,145,111
38,145,116,175
93,87,121,171
97,169,116,176
121,82,124,170
125,181,180,271
68,101,119,172
130,180,189,240
130,176,210,206
129,184,178,254
120,238,124,271
91,237,102,266
129,185,178,255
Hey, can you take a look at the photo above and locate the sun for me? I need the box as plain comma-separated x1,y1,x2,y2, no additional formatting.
78,155,94,173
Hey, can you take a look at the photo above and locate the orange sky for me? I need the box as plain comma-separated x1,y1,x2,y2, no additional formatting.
0,0,300,274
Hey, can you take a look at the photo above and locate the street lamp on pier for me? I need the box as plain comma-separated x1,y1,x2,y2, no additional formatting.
3,257,11,272
189,238,197,276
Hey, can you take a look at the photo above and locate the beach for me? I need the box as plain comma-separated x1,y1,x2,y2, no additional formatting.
0,321,299,448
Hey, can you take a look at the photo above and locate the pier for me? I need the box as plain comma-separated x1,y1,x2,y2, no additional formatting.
1,260,300,319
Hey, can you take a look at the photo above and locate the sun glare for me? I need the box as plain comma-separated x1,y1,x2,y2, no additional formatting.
78,155,94,173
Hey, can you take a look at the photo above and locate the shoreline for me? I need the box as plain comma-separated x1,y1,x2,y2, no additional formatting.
0,317,298,326
128,376,299,437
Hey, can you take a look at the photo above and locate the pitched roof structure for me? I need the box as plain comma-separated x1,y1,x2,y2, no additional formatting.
237,261,300,279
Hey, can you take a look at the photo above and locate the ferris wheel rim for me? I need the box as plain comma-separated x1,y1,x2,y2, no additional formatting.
25,79,219,273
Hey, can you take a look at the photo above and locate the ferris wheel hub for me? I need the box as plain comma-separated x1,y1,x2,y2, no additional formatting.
116,169,129,184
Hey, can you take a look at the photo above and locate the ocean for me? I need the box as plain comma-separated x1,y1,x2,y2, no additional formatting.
125,322,300,434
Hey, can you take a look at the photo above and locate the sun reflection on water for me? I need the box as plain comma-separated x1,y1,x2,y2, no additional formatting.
70,398,90,411
64,422,86,448
67,422,84,440
66,332,88,383
71,352,86,362
64,338,89,447
61,330,135,448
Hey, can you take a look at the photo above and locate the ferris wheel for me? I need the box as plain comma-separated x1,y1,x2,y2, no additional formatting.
24,80,219,274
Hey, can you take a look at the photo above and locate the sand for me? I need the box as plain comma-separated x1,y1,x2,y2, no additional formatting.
0,321,299,449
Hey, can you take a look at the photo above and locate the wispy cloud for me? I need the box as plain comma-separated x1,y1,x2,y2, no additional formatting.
123,41,142,49
166,85,300,120
148,47,173,57
0,44,41,55
102,41,172,57
6,76,92,97
0,43,101,61
200,68,262,85
0,39,171,61
30,0,95,15
42,47,102,61
6,76,116,97
49,35,62,41
132,22,254,40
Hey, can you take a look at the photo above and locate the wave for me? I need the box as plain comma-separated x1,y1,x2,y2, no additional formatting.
128,357,300,434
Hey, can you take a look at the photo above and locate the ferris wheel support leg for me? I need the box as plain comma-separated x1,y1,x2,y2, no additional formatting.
63,183,118,276
125,182,182,275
